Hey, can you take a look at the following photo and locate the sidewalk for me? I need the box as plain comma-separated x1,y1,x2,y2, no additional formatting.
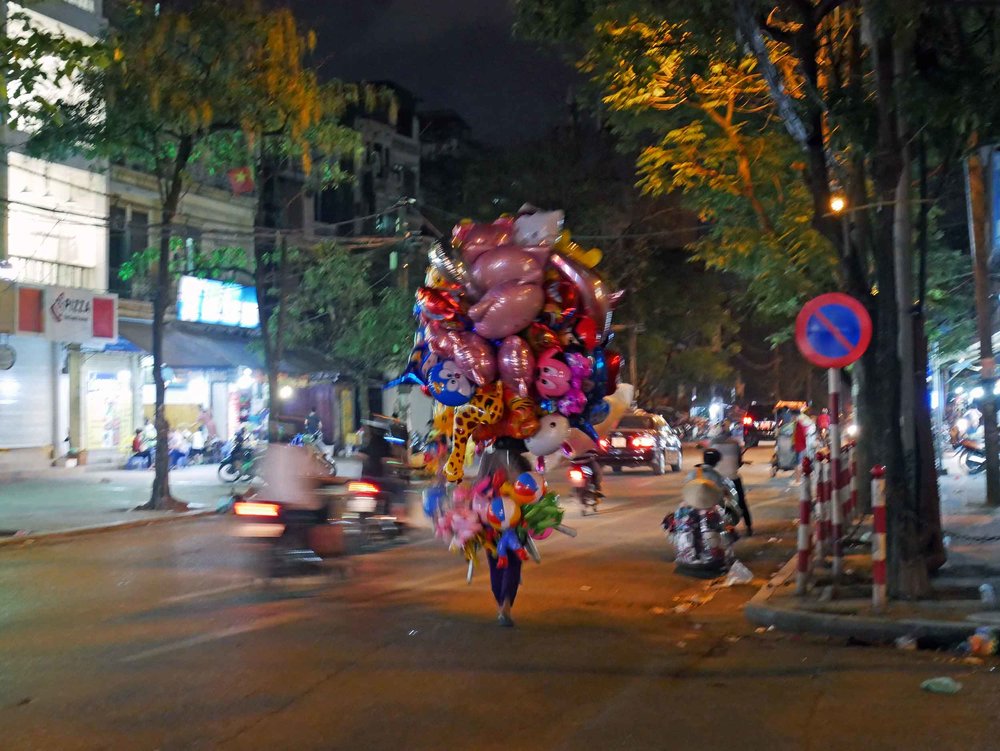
746,452,1000,648
0,458,372,539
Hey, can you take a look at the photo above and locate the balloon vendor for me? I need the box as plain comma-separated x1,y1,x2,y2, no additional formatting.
395,205,622,626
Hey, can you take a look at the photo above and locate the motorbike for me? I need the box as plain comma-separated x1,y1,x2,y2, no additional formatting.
218,448,258,483
341,478,409,548
960,438,986,474
568,457,601,515
231,495,345,578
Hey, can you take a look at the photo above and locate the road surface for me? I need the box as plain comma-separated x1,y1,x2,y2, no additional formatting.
1,448,997,750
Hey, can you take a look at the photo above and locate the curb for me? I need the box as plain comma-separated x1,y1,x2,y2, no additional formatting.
0,509,218,550
744,555,981,647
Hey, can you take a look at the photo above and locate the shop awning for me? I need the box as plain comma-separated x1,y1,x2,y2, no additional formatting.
116,320,340,376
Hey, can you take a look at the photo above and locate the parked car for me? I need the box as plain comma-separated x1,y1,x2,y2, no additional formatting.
598,411,683,474
741,402,776,447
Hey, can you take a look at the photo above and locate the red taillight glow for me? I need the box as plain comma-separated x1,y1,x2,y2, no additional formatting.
743,416,753,426
233,501,280,517
348,481,380,495
569,469,585,483
599,439,609,449
631,435,656,448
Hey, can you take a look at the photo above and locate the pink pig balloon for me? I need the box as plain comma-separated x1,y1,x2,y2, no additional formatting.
498,335,536,397
468,282,544,340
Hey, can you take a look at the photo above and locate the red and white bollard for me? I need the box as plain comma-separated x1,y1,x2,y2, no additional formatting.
828,369,844,579
846,442,858,524
796,457,814,596
871,465,887,610
815,453,831,560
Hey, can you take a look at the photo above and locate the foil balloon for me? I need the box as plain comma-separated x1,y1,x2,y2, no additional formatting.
427,242,470,287
445,383,505,483
416,286,464,321
449,331,496,386
468,281,544,340
458,220,515,264
427,360,475,407
525,413,570,457
497,335,535,397
536,348,572,398
473,390,540,442
525,322,561,354
548,253,613,344
470,246,546,293
514,210,564,247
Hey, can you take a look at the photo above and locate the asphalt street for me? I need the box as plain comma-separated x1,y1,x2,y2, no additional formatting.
1,447,998,750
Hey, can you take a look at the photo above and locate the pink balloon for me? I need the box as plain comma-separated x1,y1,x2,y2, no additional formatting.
498,335,536,397
468,282,544,340
458,221,516,265
471,248,546,292
450,331,496,386
425,321,455,358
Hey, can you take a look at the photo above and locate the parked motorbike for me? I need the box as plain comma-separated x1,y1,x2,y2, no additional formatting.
960,438,986,474
218,449,258,483
568,457,601,515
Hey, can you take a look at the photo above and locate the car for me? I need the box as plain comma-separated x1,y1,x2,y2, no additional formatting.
741,402,777,447
598,411,684,474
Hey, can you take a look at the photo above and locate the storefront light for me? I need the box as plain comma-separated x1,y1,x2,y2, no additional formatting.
117,370,131,383
971,386,985,400
279,385,294,401
237,372,253,390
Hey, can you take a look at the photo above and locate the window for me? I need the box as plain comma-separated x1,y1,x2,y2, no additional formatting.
618,415,655,429
129,211,148,255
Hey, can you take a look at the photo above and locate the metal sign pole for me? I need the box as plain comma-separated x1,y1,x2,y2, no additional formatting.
828,368,843,580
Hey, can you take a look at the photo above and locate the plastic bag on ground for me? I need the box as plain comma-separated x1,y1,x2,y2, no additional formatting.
920,677,962,694
722,560,754,587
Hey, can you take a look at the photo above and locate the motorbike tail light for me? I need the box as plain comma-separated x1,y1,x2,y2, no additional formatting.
599,439,609,449
631,435,656,448
348,481,380,495
743,416,753,426
569,468,585,484
233,501,280,518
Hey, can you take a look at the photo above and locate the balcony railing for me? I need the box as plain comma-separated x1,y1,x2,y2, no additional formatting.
9,256,98,291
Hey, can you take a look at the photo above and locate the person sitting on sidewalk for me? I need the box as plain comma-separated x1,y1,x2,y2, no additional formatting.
129,429,152,469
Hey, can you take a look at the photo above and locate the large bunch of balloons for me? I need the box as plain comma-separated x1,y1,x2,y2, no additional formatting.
393,207,624,480
390,206,624,576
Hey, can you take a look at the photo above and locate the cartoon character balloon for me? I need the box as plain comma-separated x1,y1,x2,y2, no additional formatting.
427,360,474,407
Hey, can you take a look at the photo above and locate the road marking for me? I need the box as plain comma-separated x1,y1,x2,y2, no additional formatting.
121,610,311,663
159,581,256,604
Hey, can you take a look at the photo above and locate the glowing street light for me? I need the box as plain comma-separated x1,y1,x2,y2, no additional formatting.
830,195,846,214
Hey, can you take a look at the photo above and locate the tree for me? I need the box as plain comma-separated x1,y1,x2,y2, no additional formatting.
516,0,1000,596
26,0,361,509
283,243,414,384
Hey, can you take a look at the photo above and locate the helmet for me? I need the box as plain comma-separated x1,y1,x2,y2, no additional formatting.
702,448,722,466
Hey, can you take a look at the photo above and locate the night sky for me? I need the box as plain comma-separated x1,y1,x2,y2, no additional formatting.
283,0,577,145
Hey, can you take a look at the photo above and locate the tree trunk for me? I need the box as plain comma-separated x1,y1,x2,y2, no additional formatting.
965,145,1000,507
141,137,193,511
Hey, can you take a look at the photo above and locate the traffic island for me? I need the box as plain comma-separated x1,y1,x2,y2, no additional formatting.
745,552,1000,650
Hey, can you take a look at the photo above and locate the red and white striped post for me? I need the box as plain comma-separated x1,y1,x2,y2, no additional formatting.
871,464,887,610
796,457,814,595
828,369,844,578
815,451,831,560
846,441,858,524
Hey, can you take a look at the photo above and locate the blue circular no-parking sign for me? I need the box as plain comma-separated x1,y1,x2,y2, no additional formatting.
795,293,872,368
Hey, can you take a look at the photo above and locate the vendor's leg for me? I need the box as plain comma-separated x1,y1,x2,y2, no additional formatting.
733,477,752,535
486,552,504,607
500,553,522,609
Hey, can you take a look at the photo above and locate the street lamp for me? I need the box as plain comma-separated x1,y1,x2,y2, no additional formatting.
830,195,846,214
